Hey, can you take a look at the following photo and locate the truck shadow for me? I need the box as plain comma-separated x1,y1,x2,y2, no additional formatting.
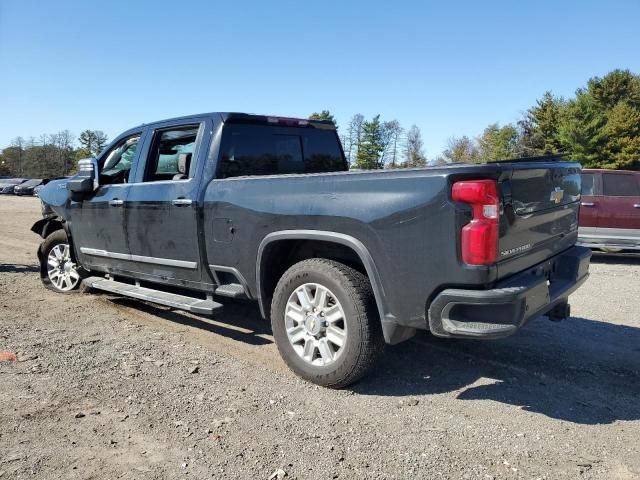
354,316,640,425
106,296,273,346
590,251,640,265
100,290,639,425
0,263,40,273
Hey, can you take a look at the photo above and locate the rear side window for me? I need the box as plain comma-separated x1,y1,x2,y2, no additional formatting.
218,124,346,178
581,174,595,195
144,125,200,182
602,173,639,197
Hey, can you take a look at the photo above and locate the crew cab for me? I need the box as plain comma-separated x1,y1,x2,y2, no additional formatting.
33,113,591,387
578,169,640,252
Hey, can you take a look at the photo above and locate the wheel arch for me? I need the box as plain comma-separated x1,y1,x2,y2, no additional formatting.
33,217,80,266
31,217,64,239
256,230,412,344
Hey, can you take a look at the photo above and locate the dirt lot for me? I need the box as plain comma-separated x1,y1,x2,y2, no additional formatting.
0,195,639,479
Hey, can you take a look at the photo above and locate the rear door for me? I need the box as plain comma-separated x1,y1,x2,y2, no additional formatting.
597,171,640,245
123,118,213,288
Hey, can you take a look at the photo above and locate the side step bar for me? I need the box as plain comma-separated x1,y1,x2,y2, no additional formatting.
83,277,223,315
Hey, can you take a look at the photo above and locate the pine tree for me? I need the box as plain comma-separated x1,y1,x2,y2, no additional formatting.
558,69,640,169
355,115,385,169
309,110,337,127
519,91,565,155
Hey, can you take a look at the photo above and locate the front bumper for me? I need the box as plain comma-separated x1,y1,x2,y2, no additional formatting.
428,246,591,339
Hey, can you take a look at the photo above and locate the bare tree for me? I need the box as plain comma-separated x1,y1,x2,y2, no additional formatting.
381,120,403,167
10,137,25,176
55,130,75,175
402,125,427,167
345,114,364,167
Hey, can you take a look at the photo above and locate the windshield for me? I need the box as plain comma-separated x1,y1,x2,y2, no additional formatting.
22,179,42,187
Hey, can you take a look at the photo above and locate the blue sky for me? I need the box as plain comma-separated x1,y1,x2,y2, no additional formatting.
1,0,639,156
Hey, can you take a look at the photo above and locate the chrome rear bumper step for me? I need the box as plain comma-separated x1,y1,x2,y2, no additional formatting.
83,277,223,315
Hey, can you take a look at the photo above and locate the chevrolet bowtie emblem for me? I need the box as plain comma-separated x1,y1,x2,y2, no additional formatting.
550,187,564,204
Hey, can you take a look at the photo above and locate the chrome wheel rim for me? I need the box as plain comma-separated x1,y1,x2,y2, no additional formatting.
47,243,80,291
285,283,347,367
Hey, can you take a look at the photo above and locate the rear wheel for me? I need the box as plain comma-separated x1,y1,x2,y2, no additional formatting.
39,230,84,293
271,258,384,388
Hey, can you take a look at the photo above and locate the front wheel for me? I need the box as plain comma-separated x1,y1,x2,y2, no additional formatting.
271,258,384,388
39,230,84,293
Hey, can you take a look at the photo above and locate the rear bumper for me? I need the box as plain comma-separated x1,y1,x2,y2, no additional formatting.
578,227,640,251
428,246,591,339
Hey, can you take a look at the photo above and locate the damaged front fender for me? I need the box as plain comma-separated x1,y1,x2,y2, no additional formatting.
31,217,63,239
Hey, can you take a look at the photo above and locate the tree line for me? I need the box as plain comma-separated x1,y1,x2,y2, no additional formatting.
313,69,640,170
310,111,427,169
0,130,108,178
2,68,637,178
440,68,640,169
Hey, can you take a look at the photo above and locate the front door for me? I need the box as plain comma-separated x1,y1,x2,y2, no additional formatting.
578,171,599,241
124,120,212,288
71,132,144,275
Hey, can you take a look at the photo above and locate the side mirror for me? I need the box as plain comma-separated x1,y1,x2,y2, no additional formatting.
67,158,99,194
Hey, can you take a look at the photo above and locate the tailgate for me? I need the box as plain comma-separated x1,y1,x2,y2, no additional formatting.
497,161,582,279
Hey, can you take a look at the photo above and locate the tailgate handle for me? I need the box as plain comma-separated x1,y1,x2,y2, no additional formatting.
109,199,124,207
580,202,595,207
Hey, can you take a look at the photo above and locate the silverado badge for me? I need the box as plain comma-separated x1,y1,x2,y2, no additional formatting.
550,187,564,204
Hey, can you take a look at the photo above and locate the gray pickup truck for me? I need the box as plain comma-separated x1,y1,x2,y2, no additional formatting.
33,112,591,387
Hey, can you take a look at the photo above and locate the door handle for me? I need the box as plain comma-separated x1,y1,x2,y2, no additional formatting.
109,199,124,207
633,204,640,208
172,198,193,207
580,202,595,207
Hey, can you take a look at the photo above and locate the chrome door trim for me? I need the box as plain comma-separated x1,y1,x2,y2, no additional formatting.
80,247,198,269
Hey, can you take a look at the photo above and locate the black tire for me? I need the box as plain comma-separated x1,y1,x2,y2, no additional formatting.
270,258,384,388
39,229,85,294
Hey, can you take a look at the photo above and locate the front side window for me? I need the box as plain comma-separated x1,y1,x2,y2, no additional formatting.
581,173,595,195
143,125,200,182
100,134,141,184
602,173,639,197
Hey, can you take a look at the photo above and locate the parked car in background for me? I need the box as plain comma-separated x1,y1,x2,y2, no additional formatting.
0,178,28,194
578,169,640,252
14,179,44,196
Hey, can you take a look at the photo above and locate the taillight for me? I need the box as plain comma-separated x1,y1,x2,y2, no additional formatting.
451,179,499,266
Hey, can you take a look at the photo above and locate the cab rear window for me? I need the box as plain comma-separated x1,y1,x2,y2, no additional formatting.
218,124,346,178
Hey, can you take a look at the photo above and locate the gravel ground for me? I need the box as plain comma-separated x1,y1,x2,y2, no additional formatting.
0,195,639,479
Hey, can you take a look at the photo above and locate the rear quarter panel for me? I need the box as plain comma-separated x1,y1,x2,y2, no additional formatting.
202,166,501,328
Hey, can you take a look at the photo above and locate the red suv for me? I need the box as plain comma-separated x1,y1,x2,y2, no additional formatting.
578,169,640,252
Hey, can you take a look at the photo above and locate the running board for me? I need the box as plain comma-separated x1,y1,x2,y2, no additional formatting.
83,277,223,315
